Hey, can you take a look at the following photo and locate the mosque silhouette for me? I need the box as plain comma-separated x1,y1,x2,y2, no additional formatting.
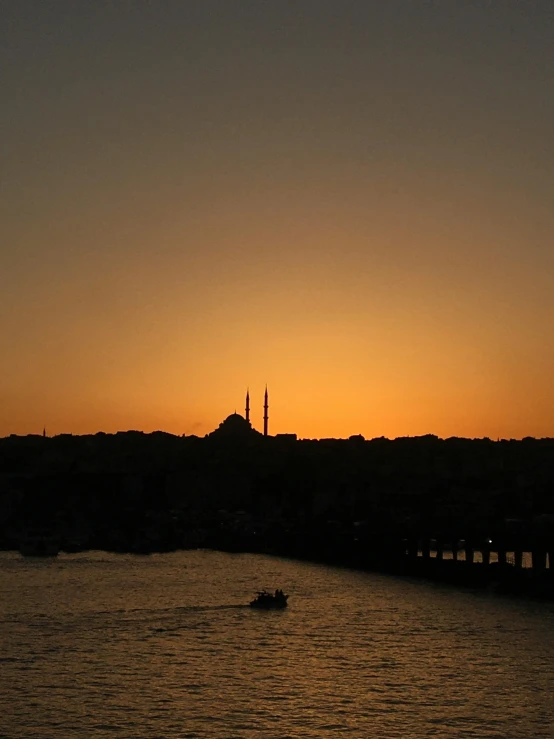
208,388,270,439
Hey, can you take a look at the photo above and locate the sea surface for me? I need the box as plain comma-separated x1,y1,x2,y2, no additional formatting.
1,550,553,738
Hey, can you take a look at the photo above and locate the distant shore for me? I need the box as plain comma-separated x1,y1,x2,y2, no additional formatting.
6,537,554,604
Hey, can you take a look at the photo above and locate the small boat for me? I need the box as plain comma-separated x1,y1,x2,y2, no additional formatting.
250,589,288,609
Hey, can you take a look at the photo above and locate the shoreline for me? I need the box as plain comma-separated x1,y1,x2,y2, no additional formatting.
4,542,554,604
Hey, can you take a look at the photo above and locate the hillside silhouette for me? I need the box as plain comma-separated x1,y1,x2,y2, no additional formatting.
2,427,554,570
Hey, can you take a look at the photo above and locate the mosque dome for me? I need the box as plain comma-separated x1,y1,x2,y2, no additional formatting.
222,413,250,429
208,412,258,438
206,389,269,438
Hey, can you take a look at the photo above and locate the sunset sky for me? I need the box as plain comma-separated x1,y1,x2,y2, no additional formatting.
2,1,553,440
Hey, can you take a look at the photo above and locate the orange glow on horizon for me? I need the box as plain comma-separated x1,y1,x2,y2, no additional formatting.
2,3,553,440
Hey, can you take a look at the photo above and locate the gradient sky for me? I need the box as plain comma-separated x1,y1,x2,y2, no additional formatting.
2,0,554,439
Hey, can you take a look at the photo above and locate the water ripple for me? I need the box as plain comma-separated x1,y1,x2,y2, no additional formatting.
1,550,553,738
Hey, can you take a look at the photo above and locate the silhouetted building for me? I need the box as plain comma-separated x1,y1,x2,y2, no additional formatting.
207,388,271,438
264,386,269,437
207,413,259,439
275,433,297,442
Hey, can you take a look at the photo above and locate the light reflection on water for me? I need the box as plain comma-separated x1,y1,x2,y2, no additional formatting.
1,550,553,738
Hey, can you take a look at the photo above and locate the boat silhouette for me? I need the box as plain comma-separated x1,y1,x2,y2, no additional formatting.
249,589,288,609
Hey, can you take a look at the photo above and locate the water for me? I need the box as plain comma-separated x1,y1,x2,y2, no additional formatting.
1,550,553,738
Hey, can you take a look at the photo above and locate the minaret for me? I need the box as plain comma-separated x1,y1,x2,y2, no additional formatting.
263,386,269,437
245,388,250,424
